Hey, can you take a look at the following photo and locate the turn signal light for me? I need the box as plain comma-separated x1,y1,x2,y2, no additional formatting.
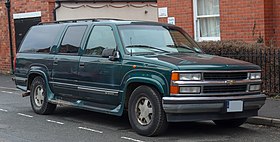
171,72,179,81
170,86,179,95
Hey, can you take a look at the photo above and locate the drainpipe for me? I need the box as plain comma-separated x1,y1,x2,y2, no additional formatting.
53,1,61,21
5,0,14,74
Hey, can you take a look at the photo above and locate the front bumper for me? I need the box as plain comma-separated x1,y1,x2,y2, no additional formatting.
162,94,266,122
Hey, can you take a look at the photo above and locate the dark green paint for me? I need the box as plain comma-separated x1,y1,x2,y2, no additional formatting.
14,20,260,116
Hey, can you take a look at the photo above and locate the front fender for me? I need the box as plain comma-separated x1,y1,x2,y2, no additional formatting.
121,69,170,96
125,77,165,94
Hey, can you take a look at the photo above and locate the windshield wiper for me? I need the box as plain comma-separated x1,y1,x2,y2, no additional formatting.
166,45,198,53
125,45,170,53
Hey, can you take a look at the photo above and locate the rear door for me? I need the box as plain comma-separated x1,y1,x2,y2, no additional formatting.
78,25,123,109
51,25,88,99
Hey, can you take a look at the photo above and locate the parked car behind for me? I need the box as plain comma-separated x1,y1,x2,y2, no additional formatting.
14,19,266,136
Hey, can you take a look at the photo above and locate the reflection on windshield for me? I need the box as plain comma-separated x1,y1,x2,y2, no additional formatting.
118,25,201,55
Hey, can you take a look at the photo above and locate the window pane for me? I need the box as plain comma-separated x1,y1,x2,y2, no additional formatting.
59,26,87,54
199,17,220,37
19,25,62,53
85,26,116,56
197,0,219,16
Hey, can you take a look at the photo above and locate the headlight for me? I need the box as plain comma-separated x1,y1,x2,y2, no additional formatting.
180,87,201,94
250,72,261,80
179,73,201,81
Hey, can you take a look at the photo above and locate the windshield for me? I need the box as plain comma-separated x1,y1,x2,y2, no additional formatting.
118,25,202,55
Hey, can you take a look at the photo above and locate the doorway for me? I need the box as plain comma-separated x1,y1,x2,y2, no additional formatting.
14,17,41,52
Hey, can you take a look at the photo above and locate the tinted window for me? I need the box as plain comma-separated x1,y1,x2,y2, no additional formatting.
85,26,116,56
19,25,62,53
59,26,87,54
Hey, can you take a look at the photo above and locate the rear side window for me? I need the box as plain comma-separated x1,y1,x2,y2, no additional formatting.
19,25,62,53
58,26,87,54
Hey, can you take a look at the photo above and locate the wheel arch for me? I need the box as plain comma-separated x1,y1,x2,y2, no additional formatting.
27,67,55,100
123,77,166,110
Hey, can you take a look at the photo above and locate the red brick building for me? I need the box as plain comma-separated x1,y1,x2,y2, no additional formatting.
158,0,280,46
1,0,280,74
0,0,55,74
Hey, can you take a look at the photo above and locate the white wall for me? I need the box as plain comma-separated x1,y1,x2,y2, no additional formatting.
56,2,158,21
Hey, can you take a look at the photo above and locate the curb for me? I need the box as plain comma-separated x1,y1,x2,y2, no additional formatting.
247,116,280,128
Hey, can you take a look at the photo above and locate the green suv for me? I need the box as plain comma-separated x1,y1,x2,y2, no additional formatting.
14,19,266,136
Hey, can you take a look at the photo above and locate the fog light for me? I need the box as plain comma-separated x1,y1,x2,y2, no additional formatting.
180,87,201,94
249,85,261,91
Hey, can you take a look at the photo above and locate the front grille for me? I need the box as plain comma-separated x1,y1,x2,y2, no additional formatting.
204,72,248,80
203,85,247,93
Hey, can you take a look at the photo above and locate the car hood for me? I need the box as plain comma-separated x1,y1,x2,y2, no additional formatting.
142,53,260,70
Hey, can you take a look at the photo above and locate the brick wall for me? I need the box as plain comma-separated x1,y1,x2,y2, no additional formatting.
0,2,12,74
220,0,266,44
0,0,54,74
157,0,280,47
274,0,280,47
158,0,194,37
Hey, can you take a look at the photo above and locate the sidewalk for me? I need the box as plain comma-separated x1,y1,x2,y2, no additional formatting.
0,74,16,88
0,73,280,127
247,99,280,127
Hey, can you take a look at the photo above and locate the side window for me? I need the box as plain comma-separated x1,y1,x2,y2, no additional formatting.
85,26,116,56
19,25,62,53
59,26,87,54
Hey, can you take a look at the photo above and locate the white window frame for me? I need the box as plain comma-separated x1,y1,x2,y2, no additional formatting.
193,0,220,41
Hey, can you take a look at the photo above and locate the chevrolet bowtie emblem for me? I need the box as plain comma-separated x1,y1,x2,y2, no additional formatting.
225,80,236,85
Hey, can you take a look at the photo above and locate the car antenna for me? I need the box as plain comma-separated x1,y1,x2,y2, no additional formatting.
130,37,133,56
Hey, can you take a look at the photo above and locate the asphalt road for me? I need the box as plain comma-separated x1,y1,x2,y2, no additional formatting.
0,78,280,142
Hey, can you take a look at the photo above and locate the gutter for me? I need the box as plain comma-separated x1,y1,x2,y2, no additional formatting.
53,0,61,21
5,0,14,74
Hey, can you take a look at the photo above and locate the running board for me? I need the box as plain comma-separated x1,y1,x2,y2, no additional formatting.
49,99,122,116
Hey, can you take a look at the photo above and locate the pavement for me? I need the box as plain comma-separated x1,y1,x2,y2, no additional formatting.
1,73,280,128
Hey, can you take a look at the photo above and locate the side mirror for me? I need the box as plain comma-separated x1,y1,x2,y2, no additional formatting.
109,50,120,61
101,48,120,61
102,48,115,57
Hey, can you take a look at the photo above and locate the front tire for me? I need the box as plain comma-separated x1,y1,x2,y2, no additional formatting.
128,85,168,136
213,118,247,128
30,76,56,115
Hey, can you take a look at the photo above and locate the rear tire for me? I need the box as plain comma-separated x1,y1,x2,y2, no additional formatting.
213,118,247,128
128,85,168,136
30,76,56,115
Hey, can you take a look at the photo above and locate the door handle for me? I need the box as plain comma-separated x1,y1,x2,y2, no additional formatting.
53,60,58,65
79,62,85,67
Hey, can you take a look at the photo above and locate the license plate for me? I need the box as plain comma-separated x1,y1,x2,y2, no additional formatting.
226,100,243,112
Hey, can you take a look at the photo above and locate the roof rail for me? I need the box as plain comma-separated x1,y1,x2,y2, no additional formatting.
38,18,125,25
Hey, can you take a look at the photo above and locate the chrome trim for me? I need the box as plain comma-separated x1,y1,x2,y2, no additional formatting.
170,91,260,97
49,81,78,87
172,79,261,86
172,70,261,73
50,81,121,96
163,94,266,101
78,86,120,96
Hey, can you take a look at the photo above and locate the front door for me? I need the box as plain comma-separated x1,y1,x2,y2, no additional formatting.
78,25,122,109
52,25,88,99
14,17,41,52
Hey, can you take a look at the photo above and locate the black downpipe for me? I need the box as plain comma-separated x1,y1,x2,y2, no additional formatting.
53,1,61,21
5,0,14,74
